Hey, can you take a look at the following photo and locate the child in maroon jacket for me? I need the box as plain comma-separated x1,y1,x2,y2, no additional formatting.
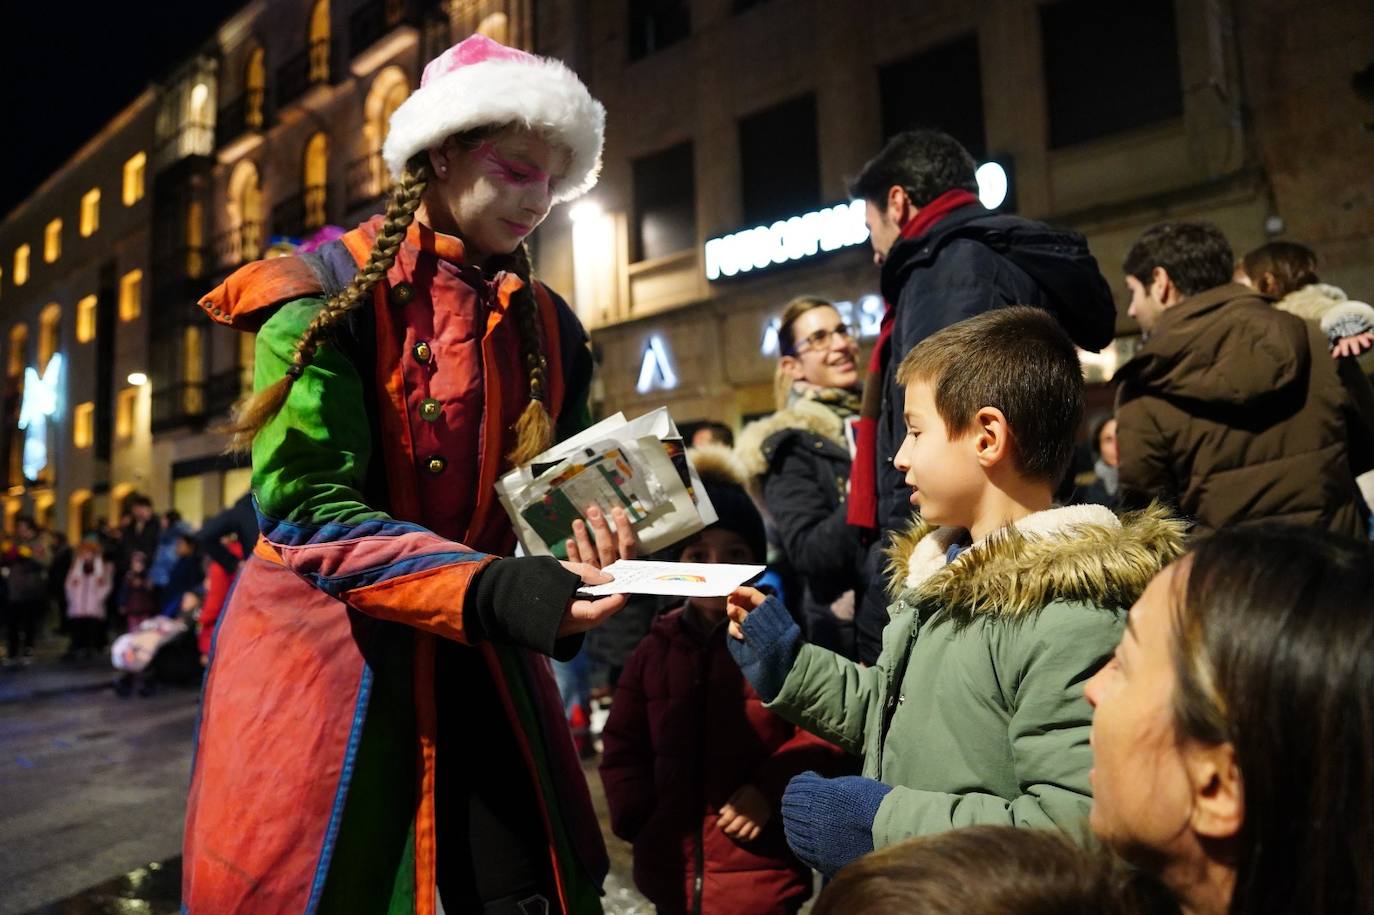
599,446,847,915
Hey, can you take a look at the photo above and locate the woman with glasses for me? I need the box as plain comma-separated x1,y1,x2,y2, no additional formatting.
738,296,867,659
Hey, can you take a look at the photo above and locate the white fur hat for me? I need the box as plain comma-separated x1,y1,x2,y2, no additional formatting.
381,34,605,203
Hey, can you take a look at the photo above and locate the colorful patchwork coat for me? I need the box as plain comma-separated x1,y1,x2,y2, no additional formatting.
183,216,608,914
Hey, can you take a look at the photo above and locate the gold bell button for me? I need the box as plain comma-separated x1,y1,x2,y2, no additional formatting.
413,341,432,364
425,456,447,475
390,282,415,306
419,398,442,421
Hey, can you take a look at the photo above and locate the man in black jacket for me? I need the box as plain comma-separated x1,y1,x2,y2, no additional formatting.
846,130,1117,663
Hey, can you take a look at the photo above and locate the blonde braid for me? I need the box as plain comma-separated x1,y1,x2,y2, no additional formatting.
226,156,430,452
504,241,555,466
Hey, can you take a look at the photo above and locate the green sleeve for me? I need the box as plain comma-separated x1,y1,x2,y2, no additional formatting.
767,641,882,758
870,602,1122,847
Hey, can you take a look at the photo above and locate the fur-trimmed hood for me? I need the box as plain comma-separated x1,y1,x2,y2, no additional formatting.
736,398,848,480
886,503,1186,624
1275,283,1374,338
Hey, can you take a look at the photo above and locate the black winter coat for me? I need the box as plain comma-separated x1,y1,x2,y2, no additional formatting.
856,204,1117,663
738,399,865,659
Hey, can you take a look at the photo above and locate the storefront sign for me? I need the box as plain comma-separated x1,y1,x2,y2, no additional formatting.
18,354,63,481
636,335,678,394
705,201,870,280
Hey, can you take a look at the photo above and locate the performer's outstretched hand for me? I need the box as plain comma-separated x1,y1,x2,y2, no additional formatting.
565,505,638,569
556,561,627,637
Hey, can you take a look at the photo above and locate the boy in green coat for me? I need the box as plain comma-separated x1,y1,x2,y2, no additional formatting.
726,306,1185,876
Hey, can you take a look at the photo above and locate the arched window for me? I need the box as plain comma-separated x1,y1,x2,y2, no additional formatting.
309,0,331,83
8,324,28,377
183,325,205,414
227,159,263,263
245,46,266,128
362,67,409,197
38,303,60,368
68,488,93,543
304,132,329,229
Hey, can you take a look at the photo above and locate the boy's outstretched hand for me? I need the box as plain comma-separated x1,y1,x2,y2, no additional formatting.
717,784,771,843
726,586,767,641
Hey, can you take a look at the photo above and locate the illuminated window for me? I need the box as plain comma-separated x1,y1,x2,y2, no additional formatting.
68,489,93,543
73,402,95,448
7,324,27,377
44,219,62,263
76,295,97,343
33,490,54,530
123,152,147,205
38,304,61,367
119,269,142,321
183,325,205,413
116,388,138,439
304,132,329,228
186,199,204,278
238,331,256,393
245,46,266,127
309,0,331,82
80,188,101,237
14,245,30,286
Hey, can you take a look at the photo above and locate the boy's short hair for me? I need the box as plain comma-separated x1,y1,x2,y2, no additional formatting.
896,306,1083,483
811,826,1178,915
1122,221,1233,296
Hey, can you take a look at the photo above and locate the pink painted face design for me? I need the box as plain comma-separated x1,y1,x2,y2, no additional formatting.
476,142,553,193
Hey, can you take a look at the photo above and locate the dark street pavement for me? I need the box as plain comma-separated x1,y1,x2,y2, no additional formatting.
0,634,649,914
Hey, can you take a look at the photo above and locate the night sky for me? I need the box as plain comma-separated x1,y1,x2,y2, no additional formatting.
0,1,243,218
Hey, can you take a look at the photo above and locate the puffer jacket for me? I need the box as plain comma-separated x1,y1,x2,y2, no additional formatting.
1116,283,1370,536
737,398,865,659
767,504,1185,848
600,605,846,915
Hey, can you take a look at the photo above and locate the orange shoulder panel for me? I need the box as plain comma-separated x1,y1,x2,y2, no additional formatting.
198,257,325,332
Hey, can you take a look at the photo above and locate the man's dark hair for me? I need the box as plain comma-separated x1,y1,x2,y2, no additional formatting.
896,306,1083,484
847,129,978,208
166,509,182,525
130,494,153,509
1122,222,1234,297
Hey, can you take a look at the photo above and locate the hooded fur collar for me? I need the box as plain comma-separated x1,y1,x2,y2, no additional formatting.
735,398,848,480
886,503,1186,624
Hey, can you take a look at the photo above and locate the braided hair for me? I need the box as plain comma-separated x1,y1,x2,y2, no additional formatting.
228,154,431,451
493,240,554,466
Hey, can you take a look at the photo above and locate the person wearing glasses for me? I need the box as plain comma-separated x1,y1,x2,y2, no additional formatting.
738,296,867,659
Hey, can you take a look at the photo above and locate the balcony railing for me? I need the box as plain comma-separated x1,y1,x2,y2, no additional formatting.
212,221,264,270
215,91,267,146
277,39,331,107
151,248,209,312
350,0,411,54
347,151,390,211
151,382,206,433
272,188,327,239
205,370,243,418
153,120,215,168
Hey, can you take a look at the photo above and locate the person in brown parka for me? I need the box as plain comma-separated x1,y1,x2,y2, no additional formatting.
1113,221,1373,536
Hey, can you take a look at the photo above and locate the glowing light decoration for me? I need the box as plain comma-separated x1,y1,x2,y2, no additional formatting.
976,162,1009,210
636,336,678,394
18,354,63,481
705,200,870,280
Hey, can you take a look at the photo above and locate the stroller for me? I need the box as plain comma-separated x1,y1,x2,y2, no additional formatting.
111,617,202,697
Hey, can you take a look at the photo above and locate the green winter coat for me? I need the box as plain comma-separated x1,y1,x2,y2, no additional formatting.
766,503,1185,849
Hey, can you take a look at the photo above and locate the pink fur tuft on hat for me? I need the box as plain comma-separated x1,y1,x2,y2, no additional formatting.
382,33,605,203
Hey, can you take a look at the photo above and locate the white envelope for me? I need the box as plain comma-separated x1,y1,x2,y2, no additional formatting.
577,560,765,598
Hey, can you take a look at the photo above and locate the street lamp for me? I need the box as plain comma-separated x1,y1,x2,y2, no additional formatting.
569,199,603,223
127,372,148,386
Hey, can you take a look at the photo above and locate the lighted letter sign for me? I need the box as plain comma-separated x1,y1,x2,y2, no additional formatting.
705,201,870,280
18,353,63,481
636,336,678,394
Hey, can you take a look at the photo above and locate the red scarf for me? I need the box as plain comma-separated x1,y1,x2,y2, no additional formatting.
846,188,980,532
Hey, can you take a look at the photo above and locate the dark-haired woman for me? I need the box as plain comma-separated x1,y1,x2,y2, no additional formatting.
1085,524,1374,915
183,35,632,915
737,297,867,659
